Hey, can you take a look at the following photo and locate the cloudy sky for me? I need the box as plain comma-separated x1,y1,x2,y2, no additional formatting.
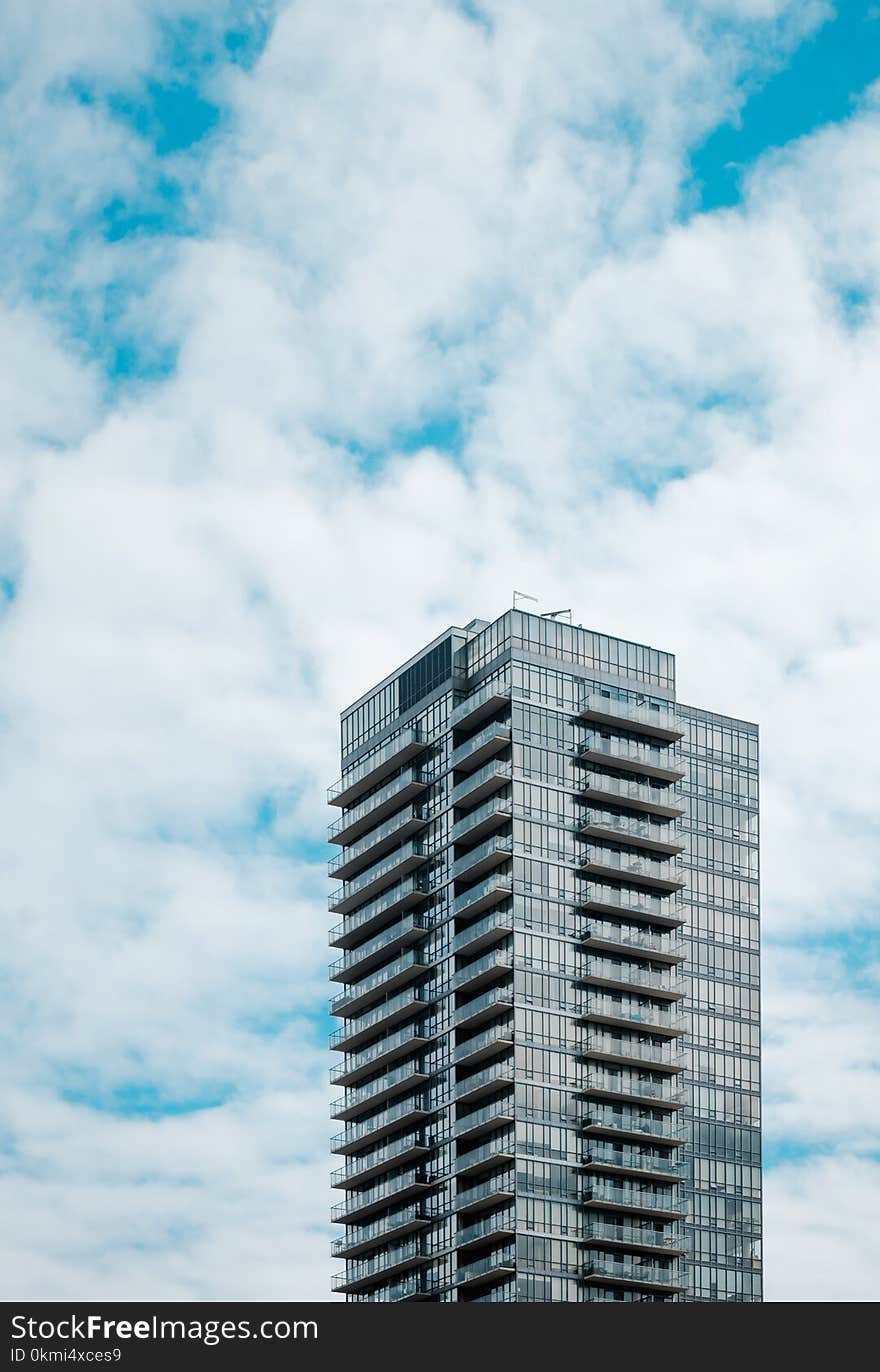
1,0,879,1302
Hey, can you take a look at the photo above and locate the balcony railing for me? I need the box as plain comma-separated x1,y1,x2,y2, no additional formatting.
578,847,684,894
330,951,429,1019
331,1169,435,1223
576,734,685,785
581,1257,682,1291
329,806,429,880
348,1272,440,1303
329,729,428,808
331,1238,429,1293
331,1094,436,1156
452,872,513,919
330,912,430,985
453,906,514,956
454,1170,516,1214
452,949,513,995
457,1208,516,1251
583,1104,686,1146
331,1134,434,1190
329,842,430,915
329,875,431,949
578,881,684,929
582,1143,684,1180
453,835,513,883
579,919,685,963
451,721,511,773
580,1069,687,1110
581,1032,685,1073
455,1098,515,1142
455,984,514,1030
331,1205,429,1259
452,760,512,810
580,994,687,1037
450,680,511,730
330,1021,436,1087
578,809,683,856
330,987,435,1054
452,794,513,845
328,769,431,846
454,1020,514,1067
582,1219,685,1254
456,1058,515,1105
581,1181,685,1218
331,1059,432,1121
578,693,683,742
579,771,685,820
456,1246,516,1290
578,957,685,1000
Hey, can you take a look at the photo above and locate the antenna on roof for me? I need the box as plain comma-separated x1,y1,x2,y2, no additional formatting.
542,608,572,623
513,590,539,609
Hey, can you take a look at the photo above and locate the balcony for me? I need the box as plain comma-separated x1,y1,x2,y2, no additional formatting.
451,722,511,774
331,1061,433,1122
452,872,513,919
581,1181,684,1220
453,950,513,996
332,1095,438,1156
582,1143,684,1184
578,882,684,930
329,729,428,808
329,987,435,1054
580,1032,685,1074
332,1134,435,1190
582,1219,686,1257
330,1022,437,1088
329,807,429,881
329,876,431,950
453,906,514,957
331,1205,430,1259
455,1058,515,1106
330,913,430,986
454,1132,515,1180
578,919,685,965
578,693,683,741
579,771,685,820
454,1021,514,1068
578,810,683,857
455,984,514,1031
581,1258,683,1294
576,735,685,786
583,1105,686,1148
578,957,684,1001
452,795,513,846
457,1208,516,1254
331,1238,431,1294
454,1095,515,1143
328,770,431,847
450,680,511,730
456,1247,516,1293
454,1170,516,1217
452,760,512,811
329,842,430,915
578,847,685,895
330,951,429,1020
580,994,687,1038
331,1170,436,1224
453,835,513,884
579,1069,687,1112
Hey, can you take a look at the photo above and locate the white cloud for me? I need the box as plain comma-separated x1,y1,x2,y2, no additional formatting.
0,0,878,1301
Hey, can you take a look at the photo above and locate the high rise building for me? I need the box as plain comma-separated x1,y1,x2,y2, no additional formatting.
328,610,761,1302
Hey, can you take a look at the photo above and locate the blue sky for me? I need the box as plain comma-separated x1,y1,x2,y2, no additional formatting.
1,0,879,1301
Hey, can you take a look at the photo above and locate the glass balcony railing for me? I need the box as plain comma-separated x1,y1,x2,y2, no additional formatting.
456,1246,516,1287
580,994,687,1035
582,1033,684,1072
578,693,683,741
579,957,684,998
329,842,430,914
581,1069,687,1108
330,951,429,1018
331,1169,433,1222
579,771,685,818
579,882,683,926
452,949,513,993
452,760,512,810
331,1133,433,1189
453,906,514,956
577,733,685,783
329,987,435,1052
330,913,430,984
454,1170,516,1213
451,721,511,772
454,1131,515,1175
329,729,427,807
456,1058,515,1104
583,1143,684,1178
455,1095,514,1139
452,794,513,844
330,1238,427,1292
328,769,431,845
454,1020,514,1064
331,1059,431,1121
582,1257,681,1289
582,1219,685,1252
453,835,513,882
583,1104,686,1143
578,808,683,854
450,680,512,730
348,1272,440,1303
329,806,429,879
455,984,514,1028
579,847,684,892
582,1181,685,1216
452,872,513,918
329,875,431,948
457,1208,516,1249
331,1204,428,1258
332,1094,435,1155
330,1021,434,1086
579,918,684,961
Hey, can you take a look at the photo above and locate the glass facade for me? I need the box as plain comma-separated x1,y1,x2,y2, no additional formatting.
329,610,761,1302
